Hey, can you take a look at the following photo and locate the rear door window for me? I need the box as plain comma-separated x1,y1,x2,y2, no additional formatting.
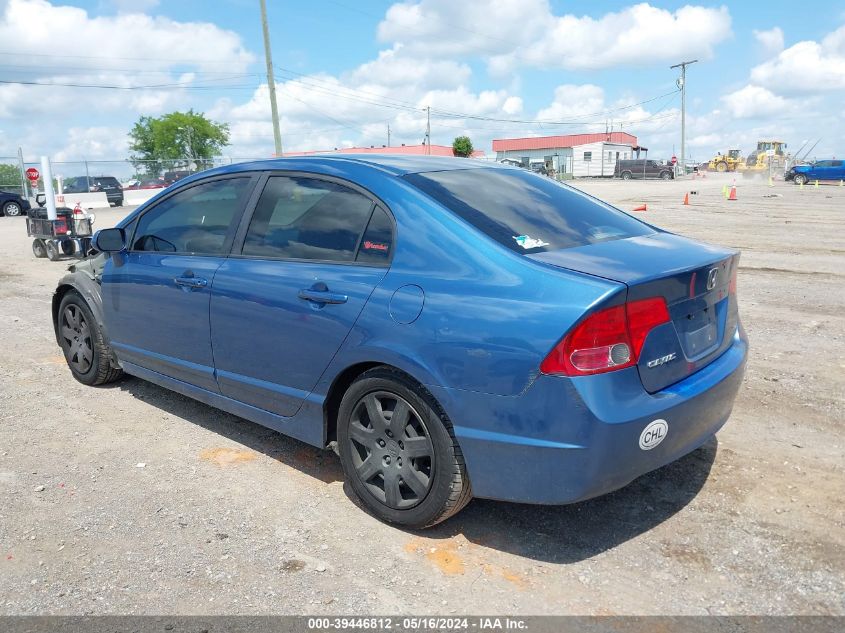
404,167,653,254
242,176,375,262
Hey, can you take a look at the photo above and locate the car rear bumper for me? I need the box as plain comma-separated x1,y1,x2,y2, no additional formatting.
430,327,747,505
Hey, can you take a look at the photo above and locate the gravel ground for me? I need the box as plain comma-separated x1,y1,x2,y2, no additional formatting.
0,173,842,615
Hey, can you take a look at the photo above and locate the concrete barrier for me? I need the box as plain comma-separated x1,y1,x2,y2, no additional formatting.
55,192,110,208
123,189,161,206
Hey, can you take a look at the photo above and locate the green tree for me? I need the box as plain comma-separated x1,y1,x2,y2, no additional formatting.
128,109,230,177
452,136,474,158
0,163,23,192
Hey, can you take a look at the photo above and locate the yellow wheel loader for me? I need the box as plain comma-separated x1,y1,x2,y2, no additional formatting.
707,149,744,172
742,140,789,177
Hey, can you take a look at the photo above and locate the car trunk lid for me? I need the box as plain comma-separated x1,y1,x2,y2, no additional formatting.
529,232,740,392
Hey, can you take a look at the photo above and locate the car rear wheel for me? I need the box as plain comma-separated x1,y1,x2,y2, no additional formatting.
32,239,47,258
58,291,123,386
2,201,22,217
794,174,808,185
337,367,472,528
621,171,632,180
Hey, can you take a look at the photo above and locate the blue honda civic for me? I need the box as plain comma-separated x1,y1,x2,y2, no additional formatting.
52,156,747,528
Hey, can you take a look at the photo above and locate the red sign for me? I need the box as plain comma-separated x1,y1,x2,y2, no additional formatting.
25,167,40,181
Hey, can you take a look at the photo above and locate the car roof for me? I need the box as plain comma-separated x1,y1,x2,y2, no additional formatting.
207,154,502,178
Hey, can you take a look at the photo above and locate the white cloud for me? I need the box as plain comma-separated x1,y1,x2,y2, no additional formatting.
750,26,845,94
378,1,732,72
720,85,790,119
753,27,784,56
349,45,471,89
0,0,257,160
1,0,254,74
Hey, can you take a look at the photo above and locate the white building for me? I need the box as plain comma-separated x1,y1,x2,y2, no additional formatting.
492,132,647,177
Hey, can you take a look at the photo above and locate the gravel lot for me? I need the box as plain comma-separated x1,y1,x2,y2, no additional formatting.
0,173,842,615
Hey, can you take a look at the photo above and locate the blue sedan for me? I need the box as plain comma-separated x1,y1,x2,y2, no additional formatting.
788,159,845,185
52,156,747,528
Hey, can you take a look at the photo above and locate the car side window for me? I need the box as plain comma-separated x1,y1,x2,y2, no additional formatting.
356,206,393,265
831,161,842,167
131,178,250,255
242,176,375,262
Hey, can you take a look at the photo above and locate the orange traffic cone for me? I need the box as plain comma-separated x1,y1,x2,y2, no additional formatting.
683,192,690,205
728,185,737,201
632,203,647,212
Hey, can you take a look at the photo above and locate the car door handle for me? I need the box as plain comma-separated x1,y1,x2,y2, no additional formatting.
298,289,348,304
174,276,208,289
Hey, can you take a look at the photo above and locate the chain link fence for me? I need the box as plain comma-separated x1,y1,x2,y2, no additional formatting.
1,156,268,200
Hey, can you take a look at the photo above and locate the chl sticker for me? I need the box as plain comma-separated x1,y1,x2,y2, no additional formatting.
639,419,668,450
512,234,549,249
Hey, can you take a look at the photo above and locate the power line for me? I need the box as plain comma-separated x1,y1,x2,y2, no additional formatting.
0,50,252,66
0,78,259,91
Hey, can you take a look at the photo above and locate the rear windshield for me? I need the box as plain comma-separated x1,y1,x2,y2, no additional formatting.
404,168,654,253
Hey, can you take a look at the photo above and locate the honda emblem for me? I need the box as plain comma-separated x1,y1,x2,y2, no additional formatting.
706,268,719,291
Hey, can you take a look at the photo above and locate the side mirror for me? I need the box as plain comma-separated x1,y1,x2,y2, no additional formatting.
93,227,126,253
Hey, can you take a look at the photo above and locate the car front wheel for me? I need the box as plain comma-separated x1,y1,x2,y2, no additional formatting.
337,367,472,528
794,174,808,185
2,201,22,217
57,291,123,386
660,170,672,180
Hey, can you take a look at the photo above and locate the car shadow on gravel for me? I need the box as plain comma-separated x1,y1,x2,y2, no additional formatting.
114,375,715,563
419,437,718,564
115,376,344,484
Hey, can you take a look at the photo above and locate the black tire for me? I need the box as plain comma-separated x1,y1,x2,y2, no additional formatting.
57,291,123,386
660,170,672,180
45,241,61,261
621,171,632,180
2,201,22,217
337,367,472,528
794,174,808,186
60,240,75,256
32,239,47,258
716,161,728,173
114,198,123,207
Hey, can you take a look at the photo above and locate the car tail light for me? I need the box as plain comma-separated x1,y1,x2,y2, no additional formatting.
729,266,738,295
540,297,671,376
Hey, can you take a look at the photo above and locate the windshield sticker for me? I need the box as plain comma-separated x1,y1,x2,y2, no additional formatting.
512,235,549,249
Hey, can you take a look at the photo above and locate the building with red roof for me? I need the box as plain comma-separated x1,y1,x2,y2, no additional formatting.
493,132,647,177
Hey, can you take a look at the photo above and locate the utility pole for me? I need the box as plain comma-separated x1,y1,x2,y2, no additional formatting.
670,59,697,177
260,0,283,156
387,123,391,148
425,106,431,155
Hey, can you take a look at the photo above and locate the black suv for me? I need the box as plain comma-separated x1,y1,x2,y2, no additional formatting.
62,176,123,206
614,159,674,180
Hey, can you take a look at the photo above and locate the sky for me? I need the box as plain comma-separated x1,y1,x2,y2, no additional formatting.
0,0,843,166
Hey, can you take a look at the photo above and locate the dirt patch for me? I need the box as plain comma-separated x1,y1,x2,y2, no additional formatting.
199,447,258,466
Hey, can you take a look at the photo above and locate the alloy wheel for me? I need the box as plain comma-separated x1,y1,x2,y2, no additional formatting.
61,305,93,373
4,203,21,216
347,391,434,510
